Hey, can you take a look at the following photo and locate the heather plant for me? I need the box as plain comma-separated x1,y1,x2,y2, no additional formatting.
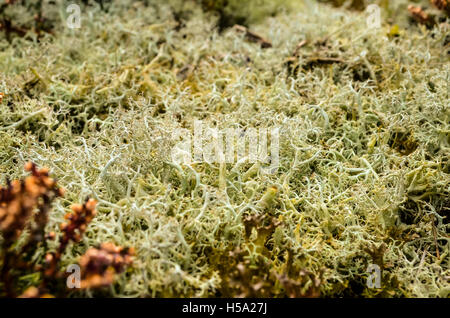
0,163,134,297
0,0,449,298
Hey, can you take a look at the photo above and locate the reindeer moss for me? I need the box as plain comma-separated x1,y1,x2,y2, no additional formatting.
0,0,449,297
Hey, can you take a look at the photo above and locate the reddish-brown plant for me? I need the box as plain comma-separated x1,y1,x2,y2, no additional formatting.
431,0,450,15
0,163,134,298
0,162,63,296
408,5,436,27
78,242,135,289
43,198,98,279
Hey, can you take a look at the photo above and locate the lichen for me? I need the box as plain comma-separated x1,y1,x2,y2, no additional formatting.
0,0,449,297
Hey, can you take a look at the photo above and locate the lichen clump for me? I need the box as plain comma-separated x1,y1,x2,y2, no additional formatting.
0,0,449,297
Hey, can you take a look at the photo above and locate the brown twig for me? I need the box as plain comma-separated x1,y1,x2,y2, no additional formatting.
233,24,272,48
